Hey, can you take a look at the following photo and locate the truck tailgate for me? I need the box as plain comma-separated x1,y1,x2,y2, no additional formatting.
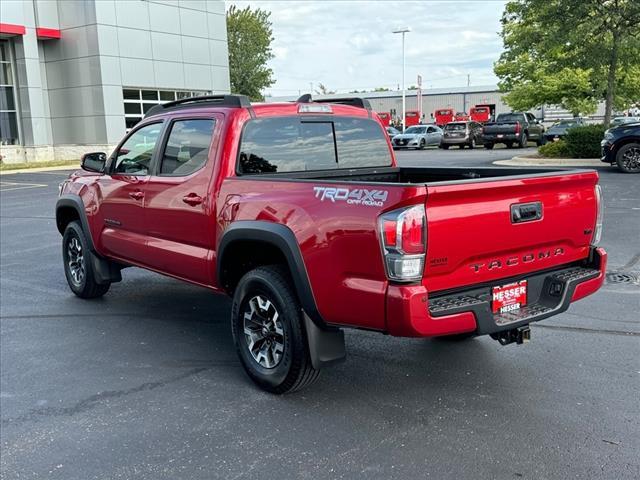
483,123,517,135
423,170,599,292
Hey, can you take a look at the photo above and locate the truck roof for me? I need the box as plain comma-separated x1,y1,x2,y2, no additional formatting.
144,94,373,120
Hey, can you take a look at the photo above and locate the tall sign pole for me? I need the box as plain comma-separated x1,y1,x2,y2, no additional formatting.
417,74,422,122
393,27,411,132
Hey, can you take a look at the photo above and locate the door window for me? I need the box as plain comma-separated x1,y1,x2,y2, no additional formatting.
113,123,163,175
159,119,215,176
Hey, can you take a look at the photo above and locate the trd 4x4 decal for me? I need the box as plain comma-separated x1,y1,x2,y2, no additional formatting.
313,186,388,207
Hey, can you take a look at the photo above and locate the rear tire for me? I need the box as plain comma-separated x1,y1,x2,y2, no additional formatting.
458,144,465,149
536,136,545,147
231,266,320,394
62,221,110,298
615,143,640,173
518,133,528,148
469,137,476,149
441,144,450,150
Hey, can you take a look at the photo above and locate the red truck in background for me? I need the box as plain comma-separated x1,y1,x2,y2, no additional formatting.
434,108,455,127
377,112,391,127
454,112,470,122
470,105,493,123
405,110,420,126
56,94,607,394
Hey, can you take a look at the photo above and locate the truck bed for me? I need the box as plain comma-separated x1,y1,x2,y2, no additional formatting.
246,165,588,185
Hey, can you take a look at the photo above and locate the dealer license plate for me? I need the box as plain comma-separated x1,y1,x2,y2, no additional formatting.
492,280,528,314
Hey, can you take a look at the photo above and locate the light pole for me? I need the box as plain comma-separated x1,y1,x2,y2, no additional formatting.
393,27,410,132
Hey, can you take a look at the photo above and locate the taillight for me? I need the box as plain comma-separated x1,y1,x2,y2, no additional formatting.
592,184,604,244
378,204,426,282
514,121,521,134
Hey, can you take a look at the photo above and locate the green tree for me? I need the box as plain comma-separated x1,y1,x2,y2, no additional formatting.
226,5,275,101
495,0,640,125
314,83,336,95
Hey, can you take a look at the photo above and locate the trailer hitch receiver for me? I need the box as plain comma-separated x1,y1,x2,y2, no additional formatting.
491,325,531,345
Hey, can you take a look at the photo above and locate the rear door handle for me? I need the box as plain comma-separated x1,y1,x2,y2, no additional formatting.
129,191,144,200
182,194,203,206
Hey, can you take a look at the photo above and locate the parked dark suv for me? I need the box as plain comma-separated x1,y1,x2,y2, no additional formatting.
440,121,483,149
601,122,640,173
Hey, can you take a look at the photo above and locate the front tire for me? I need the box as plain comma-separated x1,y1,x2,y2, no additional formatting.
419,139,426,150
62,221,110,298
231,266,320,394
616,143,640,173
484,143,494,150
441,144,450,150
469,137,476,149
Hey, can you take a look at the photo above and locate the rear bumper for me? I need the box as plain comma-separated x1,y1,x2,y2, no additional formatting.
483,133,518,143
385,247,607,337
441,136,469,145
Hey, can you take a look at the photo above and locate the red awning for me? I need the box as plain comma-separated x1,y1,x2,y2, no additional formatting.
36,27,62,39
0,23,26,37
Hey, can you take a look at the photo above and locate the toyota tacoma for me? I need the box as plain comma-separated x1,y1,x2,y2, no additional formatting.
57,94,607,393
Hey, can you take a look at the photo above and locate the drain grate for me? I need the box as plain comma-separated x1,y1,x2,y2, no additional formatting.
606,271,640,285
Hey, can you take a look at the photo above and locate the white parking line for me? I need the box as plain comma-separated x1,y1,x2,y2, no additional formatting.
0,181,48,192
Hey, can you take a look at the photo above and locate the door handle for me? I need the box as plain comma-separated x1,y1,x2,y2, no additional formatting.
129,191,144,200
182,194,203,206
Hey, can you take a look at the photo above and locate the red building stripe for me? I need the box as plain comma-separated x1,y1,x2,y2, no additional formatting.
36,27,62,39
0,23,27,36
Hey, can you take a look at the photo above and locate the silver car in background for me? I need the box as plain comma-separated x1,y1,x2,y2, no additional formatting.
391,125,443,150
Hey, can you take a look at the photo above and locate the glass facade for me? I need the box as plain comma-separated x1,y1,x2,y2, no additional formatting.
0,41,19,146
122,88,212,131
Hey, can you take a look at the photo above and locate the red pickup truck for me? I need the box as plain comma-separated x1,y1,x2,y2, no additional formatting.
56,95,607,393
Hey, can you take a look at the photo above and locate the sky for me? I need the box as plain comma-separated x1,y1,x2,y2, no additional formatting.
230,0,508,97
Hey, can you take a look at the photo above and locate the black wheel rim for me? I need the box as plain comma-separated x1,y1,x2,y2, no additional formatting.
66,236,85,286
621,146,640,171
243,295,285,369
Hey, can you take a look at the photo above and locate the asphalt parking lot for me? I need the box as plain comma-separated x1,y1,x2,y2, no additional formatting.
1,148,639,479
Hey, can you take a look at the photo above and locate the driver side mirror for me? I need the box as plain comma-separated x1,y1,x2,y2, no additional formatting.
81,152,107,173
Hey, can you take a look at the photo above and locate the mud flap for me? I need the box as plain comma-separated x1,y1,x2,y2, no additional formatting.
303,313,346,369
89,251,122,285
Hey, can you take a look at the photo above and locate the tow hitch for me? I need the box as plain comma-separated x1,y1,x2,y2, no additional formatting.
491,325,531,345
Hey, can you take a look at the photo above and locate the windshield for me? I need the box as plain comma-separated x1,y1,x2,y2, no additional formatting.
404,126,426,134
444,123,466,131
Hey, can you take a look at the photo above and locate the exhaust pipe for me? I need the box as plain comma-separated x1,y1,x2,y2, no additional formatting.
491,325,531,345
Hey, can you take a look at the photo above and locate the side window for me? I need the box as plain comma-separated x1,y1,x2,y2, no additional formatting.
113,123,163,175
160,119,215,176
427,127,435,133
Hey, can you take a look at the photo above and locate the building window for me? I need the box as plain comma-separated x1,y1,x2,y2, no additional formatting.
123,88,212,131
0,40,19,146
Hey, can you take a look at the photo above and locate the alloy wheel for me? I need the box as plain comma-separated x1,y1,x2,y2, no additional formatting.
621,146,640,172
67,236,85,285
243,295,285,369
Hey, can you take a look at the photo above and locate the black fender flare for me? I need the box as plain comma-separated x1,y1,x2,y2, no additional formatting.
217,221,345,369
217,221,325,327
55,195,121,284
56,195,96,251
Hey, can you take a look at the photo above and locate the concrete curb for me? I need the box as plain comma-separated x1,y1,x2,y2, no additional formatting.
0,164,79,175
494,156,605,167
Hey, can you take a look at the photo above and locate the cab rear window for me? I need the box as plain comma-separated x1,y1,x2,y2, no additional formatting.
238,116,392,174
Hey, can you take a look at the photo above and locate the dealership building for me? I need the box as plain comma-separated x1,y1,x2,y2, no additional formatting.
0,0,230,163
268,87,607,125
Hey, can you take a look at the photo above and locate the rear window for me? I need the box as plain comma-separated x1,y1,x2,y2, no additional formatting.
496,113,525,123
238,116,392,174
437,110,451,116
444,123,466,131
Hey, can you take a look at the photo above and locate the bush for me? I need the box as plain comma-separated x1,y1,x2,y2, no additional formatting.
564,124,606,158
539,139,571,157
